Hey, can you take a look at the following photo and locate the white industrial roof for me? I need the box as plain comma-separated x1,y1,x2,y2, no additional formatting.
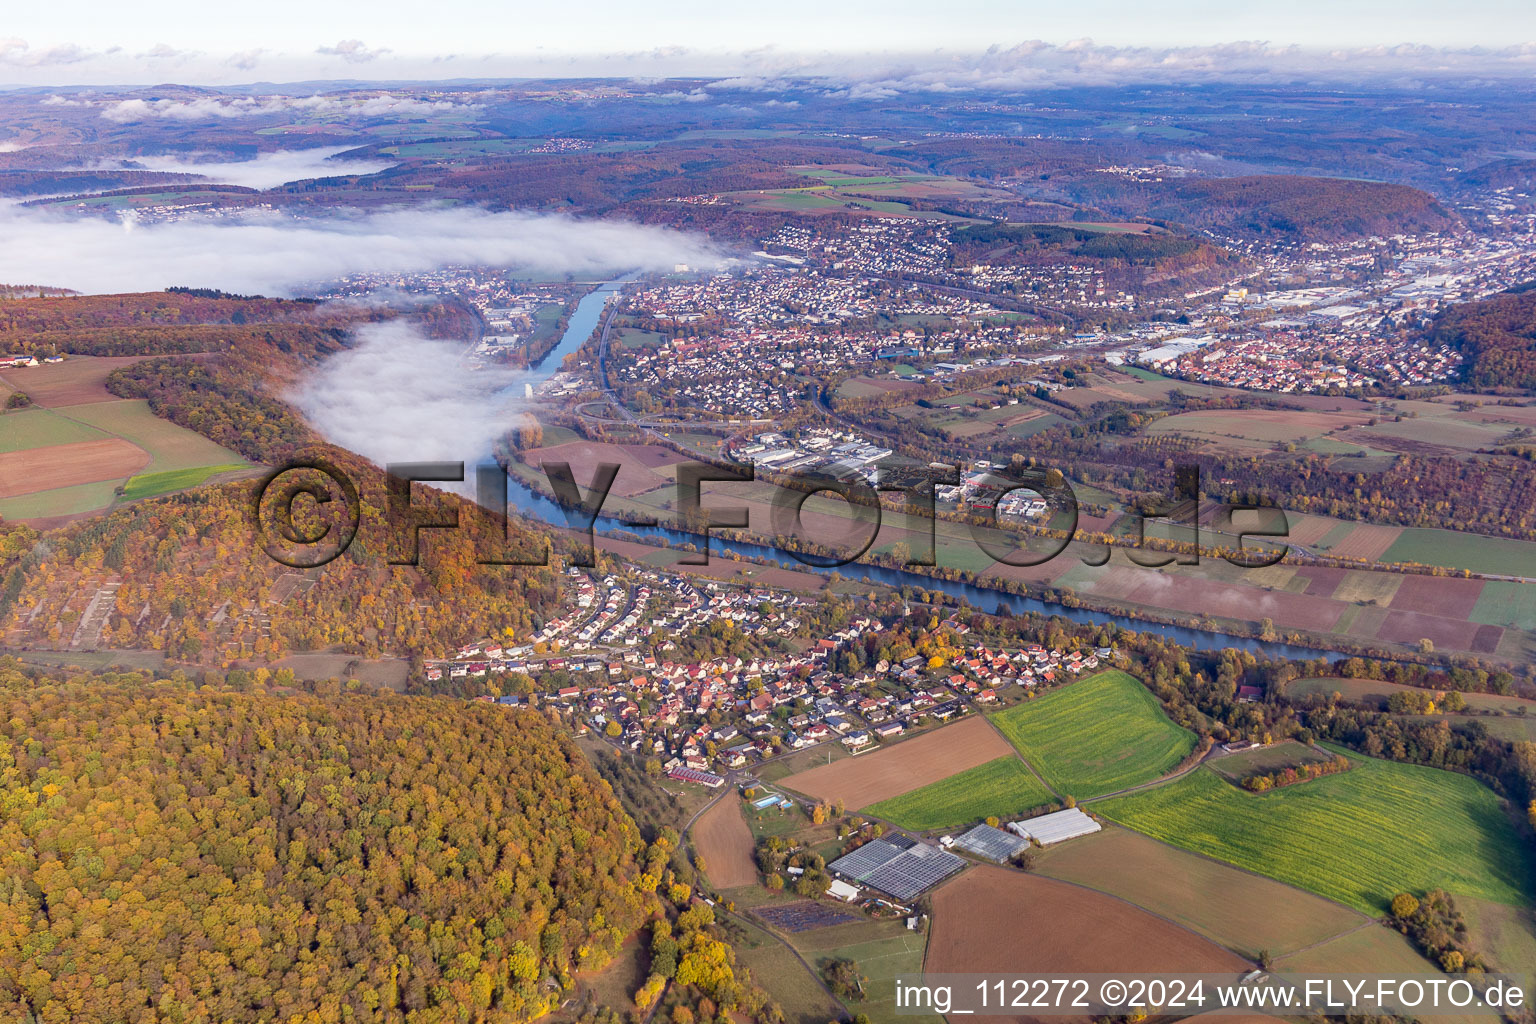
1008,807,1102,845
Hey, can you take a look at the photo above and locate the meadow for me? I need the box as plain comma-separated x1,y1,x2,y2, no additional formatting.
123,464,248,501
863,756,1054,831
1095,748,1535,913
989,670,1197,799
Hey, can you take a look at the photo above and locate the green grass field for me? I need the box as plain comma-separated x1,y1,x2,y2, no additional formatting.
0,407,110,452
726,915,846,1024
863,756,1054,831
64,400,248,473
1096,747,1535,913
0,479,123,521
1382,528,1536,578
790,924,938,1024
1471,581,1536,631
990,670,1196,799
122,463,247,501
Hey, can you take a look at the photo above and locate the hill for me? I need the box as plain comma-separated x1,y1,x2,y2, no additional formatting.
0,665,658,1022
0,289,563,666
1431,284,1536,389
1063,174,1460,242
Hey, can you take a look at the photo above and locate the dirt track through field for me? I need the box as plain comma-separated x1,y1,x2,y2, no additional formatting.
927,865,1246,1023
781,715,1013,809
0,438,149,496
693,797,758,889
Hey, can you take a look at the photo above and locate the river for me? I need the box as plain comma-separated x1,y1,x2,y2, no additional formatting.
507,275,1346,663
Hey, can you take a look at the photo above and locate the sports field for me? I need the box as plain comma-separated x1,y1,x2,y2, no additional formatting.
1095,748,1535,913
990,670,1196,799
863,756,1054,831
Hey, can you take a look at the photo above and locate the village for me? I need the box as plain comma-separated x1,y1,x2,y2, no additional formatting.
426,566,1112,787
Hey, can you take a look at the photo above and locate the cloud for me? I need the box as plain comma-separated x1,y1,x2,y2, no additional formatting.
749,40,1536,93
0,37,108,67
139,43,197,60
228,48,265,70
104,146,399,190
289,318,531,472
0,205,732,295
316,39,390,63
97,92,481,122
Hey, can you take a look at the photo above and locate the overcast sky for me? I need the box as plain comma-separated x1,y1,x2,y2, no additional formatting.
3,0,1536,86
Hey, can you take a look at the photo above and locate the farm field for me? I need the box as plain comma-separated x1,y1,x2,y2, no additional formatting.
726,915,848,1024
0,355,148,407
518,439,685,499
1449,715,1536,742
122,463,248,500
1471,580,1536,630
1458,895,1536,974
779,715,1013,809
990,670,1196,799
927,866,1246,1023
787,918,939,1024
1146,407,1373,451
0,439,149,497
1095,748,1535,913
61,399,247,474
1271,926,1499,1024
693,796,758,889
1033,827,1365,960
0,397,251,522
863,756,1054,831
1381,528,1536,578
1208,740,1334,783
0,407,109,451
1272,923,1444,974
1287,675,1536,714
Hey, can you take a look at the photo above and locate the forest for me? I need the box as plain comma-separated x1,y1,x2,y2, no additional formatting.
0,286,561,662
0,665,658,1023
1431,283,1536,388
1060,174,1462,242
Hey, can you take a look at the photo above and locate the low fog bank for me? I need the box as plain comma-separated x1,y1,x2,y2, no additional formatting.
288,319,528,483
0,204,731,294
108,146,399,189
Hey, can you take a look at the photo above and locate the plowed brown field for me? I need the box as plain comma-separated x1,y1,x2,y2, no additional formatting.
781,716,1014,809
927,865,1247,1024
0,438,149,496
